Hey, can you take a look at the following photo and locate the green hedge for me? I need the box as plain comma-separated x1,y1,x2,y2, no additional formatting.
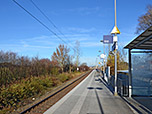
0,72,85,113
0,76,53,110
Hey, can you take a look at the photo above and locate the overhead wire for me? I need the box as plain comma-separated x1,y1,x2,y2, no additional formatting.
12,0,76,51
29,0,72,44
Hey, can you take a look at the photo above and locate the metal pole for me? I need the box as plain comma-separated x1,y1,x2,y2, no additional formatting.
96,58,98,69
115,0,117,26
114,39,118,96
128,49,132,97
103,44,105,79
111,0,119,96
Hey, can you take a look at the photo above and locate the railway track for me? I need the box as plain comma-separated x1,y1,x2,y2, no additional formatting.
19,70,92,114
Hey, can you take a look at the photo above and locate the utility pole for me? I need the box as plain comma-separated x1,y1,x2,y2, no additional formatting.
111,0,120,96
100,40,106,79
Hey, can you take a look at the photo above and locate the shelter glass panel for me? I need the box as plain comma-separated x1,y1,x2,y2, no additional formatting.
132,53,152,96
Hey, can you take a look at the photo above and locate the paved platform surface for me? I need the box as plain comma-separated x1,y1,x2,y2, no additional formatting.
133,97,152,112
44,70,134,114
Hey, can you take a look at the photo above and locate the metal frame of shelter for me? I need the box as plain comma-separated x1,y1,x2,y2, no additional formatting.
124,26,152,97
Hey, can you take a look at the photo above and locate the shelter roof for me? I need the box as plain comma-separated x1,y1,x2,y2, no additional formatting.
124,26,152,50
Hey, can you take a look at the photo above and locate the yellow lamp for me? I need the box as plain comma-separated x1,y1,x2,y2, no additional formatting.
111,26,120,34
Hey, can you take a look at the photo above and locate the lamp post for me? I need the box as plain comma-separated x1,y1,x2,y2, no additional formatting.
111,0,120,96
100,40,106,79
95,57,98,69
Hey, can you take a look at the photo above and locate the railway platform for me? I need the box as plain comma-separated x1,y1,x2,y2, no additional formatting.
44,70,134,114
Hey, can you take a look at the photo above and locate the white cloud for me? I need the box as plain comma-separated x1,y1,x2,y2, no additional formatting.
48,7,101,16
81,42,101,47
65,27,96,33
19,35,60,49
1,27,101,59
69,7,100,12
63,7,100,15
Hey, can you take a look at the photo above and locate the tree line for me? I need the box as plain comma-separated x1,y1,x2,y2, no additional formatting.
107,49,128,75
0,44,89,87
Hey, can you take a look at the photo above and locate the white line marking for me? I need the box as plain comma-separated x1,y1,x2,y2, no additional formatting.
70,71,94,114
44,70,95,114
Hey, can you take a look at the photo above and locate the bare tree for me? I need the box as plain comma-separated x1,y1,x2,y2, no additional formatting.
67,55,73,73
74,41,80,67
51,44,70,73
136,5,152,34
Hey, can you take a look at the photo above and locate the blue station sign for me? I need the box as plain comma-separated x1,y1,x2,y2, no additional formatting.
103,35,113,44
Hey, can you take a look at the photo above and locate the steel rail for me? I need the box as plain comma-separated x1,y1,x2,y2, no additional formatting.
20,70,92,114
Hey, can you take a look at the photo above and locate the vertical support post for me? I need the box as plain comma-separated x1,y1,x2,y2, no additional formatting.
103,59,104,79
115,0,117,26
108,66,110,85
114,0,117,96
114,41,118,96
128,49,132,97
103,44,105,79
111,0,120,96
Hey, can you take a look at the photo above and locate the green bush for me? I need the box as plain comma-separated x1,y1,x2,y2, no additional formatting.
41,78,53,88
0,67,14,86
57,74,69,83
50,67,59,75
0,71,85,113
0,76,54,110
0,84,24,108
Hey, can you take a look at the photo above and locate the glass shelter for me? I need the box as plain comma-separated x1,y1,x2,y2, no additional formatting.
124,26,152,97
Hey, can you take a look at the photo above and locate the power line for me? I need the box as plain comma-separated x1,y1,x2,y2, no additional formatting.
29,0,75,50
12,0,76,51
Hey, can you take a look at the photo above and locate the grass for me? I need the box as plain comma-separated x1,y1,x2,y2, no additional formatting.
0,71,86,113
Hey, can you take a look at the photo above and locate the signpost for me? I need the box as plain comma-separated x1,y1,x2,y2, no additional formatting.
111,0,120,96
103,35,113,44
100,53,106,79
101,35,113,81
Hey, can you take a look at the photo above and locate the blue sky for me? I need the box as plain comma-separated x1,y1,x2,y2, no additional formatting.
0,0,152,66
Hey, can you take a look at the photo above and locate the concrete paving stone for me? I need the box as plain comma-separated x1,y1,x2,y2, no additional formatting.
44,70,134,114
